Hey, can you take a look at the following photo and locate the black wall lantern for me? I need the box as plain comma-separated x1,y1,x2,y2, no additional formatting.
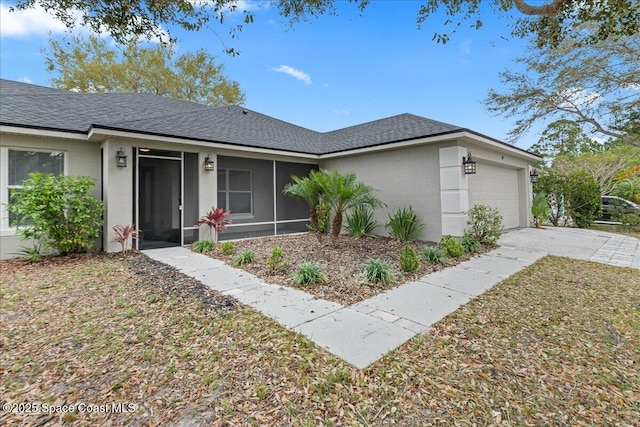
116,147,127,168
204,155,215,172
462,152,477,175
530,168,539,183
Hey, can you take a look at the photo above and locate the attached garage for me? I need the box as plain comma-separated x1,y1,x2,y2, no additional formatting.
469,163,521,229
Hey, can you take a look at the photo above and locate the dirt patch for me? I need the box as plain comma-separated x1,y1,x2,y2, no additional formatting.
208,233,491,306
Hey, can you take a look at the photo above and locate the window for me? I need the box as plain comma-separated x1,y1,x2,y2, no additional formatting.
3,149,65,227
217,169,252,215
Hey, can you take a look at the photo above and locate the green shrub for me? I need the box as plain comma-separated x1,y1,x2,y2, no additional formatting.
232,250,256,266
440,235,464,257
564,171,601,228
345,206,379,237
399,246,420,272
6,173,104,255
466,204,503,245
362,259,396,285
386,206,426,241
11,244,43,262
422,247,448,265
620,213,640,230
612,178,640,205
536,172,566,226
531,192,552,227
293,262,328,285
267,245,288,272
220,241,235,255
192,239,216,253
460,233,481,253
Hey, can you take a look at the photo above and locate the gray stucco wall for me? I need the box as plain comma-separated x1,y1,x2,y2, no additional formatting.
321,143,443,242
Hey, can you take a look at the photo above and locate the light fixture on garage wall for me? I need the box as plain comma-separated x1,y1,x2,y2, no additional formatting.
530,169,539,183
462,152,476,174
204,155,215,172
116,147,127,168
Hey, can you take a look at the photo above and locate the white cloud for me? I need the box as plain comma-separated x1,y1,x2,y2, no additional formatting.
1,3,167,43
272,65,312,85
558,87,601,109
0,3,70,38
19,76,32,84
459,39,472,55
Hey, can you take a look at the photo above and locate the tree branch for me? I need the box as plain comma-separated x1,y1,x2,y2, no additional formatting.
512,0,569,17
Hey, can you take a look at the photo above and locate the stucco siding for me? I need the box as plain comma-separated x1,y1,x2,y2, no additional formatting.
321,144,442,242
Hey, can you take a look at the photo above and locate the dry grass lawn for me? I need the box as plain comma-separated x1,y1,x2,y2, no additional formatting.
1,253,638,426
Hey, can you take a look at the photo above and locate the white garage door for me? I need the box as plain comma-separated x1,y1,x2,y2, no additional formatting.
469,164,521,229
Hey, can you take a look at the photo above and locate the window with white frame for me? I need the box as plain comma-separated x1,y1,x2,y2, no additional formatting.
2,149,65,228
217,169,252,215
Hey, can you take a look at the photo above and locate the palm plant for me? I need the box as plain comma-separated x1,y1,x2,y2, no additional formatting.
197,207,232,241
282,169,329,235
321,170,384,240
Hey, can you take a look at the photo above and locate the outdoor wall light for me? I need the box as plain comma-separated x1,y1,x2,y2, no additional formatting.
462,152,477,175
116,147,127,168
530,168,539,183
204,155,215,172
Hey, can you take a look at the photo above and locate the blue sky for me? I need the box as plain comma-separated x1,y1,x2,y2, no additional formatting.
0,1,539,149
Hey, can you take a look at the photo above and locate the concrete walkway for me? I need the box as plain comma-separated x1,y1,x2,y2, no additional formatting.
144,227,640,369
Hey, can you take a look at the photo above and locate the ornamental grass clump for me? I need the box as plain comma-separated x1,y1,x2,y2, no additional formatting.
192,239,216,253
386,206,426,241
362,259,396,285
461,233,481,253
267,245,288,272
233,250,256,266
422,246,448,265
345,206,380,237
293,262,328,286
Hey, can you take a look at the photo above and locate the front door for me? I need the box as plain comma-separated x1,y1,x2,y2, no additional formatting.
138,153,182,249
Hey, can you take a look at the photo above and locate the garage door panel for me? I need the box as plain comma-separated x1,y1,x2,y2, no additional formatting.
469,165,520,229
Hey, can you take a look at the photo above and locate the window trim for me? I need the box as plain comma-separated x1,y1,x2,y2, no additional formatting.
1,147,67,232
217,168,253,217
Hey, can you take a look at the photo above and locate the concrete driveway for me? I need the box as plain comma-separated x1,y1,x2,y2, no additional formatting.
498,227,640,269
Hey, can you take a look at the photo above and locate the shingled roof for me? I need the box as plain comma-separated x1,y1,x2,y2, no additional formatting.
1,79,477,155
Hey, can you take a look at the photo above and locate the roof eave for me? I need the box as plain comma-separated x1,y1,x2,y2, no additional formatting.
0,123,89,140
88,125,321,160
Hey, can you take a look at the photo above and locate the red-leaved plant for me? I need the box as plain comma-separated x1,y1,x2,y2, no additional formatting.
197,207,232,241
111,224,140,252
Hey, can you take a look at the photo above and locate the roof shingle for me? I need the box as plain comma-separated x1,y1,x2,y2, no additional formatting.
0,79,496,155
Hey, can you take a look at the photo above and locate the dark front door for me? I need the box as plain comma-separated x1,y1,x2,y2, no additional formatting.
138,156,181,249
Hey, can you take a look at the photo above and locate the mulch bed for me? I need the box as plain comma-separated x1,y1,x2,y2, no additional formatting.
207,233,491,306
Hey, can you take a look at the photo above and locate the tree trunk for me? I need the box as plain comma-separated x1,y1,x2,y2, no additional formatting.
331,211,342,243
309,206,318,233
513,0,567,17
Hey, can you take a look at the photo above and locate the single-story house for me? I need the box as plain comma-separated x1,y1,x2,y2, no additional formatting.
0,79,541,258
